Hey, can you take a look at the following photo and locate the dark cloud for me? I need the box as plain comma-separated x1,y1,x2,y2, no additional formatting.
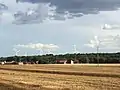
14,0,120,24
0,3,8,11
13,3,80,24
17,0,120,14
13,10,43,24
0,3,8,21
12,4,48,24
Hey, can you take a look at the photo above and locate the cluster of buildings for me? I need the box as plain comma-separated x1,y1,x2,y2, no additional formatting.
0,61,24,65
0,59,78,65
0,61,39,65
56,59,79,64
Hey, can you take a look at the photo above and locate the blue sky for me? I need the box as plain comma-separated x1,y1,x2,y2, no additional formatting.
0,0,120,56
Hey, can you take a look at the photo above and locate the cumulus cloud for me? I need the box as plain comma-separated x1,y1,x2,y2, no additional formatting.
85,35,120,50
12,3,75,24
13,0,120,24
85,36,100,48
12,3,49,24
14,43,59,51
100,35,120,49
102,24,120,30
1,0,120,24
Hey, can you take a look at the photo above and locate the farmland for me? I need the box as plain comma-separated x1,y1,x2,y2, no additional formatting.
0,64,120,90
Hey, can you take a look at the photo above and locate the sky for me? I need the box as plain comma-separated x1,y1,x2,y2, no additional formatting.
1,0,120,56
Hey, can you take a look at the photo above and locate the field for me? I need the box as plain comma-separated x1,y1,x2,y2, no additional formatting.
0,64,120,90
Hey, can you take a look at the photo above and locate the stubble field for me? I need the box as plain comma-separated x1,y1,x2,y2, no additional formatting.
0,64,120,90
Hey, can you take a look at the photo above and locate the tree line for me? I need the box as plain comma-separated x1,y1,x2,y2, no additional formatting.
0,53,120,64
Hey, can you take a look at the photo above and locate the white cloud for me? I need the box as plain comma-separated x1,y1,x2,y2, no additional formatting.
14,43,59,55
84,36,100,48
15,43,59,51
102,24,120,30
85,35,120,51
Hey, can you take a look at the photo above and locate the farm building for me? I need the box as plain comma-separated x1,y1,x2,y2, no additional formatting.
56,59,79,64
23,61,35,64
56,60,67,64
0,62,5,65
18,62,24,65
4,61,18,65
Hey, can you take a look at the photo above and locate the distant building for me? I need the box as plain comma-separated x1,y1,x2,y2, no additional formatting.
0,62,5,65
56,60,67,64
4,61,17,65
71,60,74,64
36,61,39,64
64,60,67,64
56,59,78,64
18,62,23,65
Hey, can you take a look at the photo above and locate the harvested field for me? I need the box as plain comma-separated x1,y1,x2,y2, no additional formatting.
0,64,120,90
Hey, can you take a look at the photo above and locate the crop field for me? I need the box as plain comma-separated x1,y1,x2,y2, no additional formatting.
0,64,120,90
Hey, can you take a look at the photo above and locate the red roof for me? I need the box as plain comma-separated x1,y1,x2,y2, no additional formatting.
56,60,66,63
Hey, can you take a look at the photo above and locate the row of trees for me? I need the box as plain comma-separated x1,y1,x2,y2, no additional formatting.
0,53,120,64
